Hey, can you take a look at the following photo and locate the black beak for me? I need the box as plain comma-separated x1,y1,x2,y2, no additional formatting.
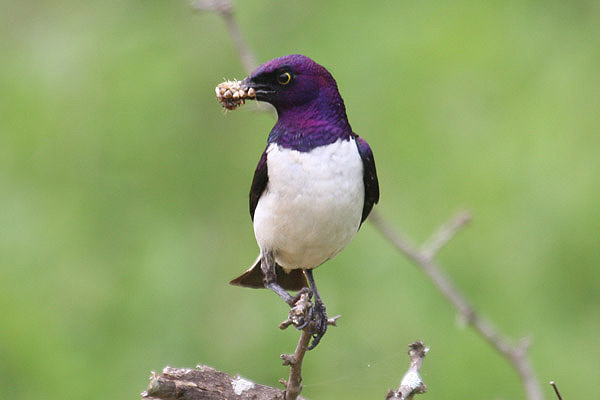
242,77,275,102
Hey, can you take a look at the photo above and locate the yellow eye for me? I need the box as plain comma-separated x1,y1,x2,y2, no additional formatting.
277,72,292,85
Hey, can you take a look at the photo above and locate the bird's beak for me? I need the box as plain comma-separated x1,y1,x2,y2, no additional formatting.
241,77,275,102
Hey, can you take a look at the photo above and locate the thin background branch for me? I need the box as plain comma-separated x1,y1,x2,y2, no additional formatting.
370,209,544,400
197,1,545,399
549,381,563,400
191,0,256,73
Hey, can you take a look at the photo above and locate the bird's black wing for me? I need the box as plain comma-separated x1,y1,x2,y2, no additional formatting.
249,149,268,221
355,136,380,224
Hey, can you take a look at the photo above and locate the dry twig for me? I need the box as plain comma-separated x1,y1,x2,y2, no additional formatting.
369,209,544,400
280,330,312,400
191,0,256,73
549,381,563,400
141,365,293,400
385,341,429,400
279,292,341,400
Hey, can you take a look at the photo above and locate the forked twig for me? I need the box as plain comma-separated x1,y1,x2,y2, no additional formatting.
420,210,471,260
279,293,341,400
369,209,544,400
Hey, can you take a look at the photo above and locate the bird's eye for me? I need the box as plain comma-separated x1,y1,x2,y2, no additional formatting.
277,72,292,85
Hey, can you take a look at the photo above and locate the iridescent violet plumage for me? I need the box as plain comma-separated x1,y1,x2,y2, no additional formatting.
244,55,353,151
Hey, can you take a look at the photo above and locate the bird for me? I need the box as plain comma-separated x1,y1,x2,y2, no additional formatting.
229,54,379,349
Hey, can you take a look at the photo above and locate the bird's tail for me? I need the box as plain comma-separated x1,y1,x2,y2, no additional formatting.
230,256,308,291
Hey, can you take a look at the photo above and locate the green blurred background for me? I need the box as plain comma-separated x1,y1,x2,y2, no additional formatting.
1,1,599,399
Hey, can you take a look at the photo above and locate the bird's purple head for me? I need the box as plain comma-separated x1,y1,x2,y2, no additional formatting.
242,54,353,150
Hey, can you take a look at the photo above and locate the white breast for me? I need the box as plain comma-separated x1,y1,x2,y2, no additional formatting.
253,138,364,271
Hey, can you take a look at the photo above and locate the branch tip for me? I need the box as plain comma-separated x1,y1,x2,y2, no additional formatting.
280,353,296,366
550,381,563,400
386,341,429,400
328,314,341,326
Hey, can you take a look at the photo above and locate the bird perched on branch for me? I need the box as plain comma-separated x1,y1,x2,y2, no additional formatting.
226,54,379,349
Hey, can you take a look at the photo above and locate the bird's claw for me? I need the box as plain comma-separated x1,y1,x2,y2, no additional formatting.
280,289,329,350
292,305,313,330
306,298,327,350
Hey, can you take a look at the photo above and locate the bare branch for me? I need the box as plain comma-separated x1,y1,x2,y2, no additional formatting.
385,341,429,400
549,381,563,400
191,0,256,73
368,210,474,319
420,210,471,260
280,330,311,400
369,209,544,400
277,293,313,400
142,365,292,400
279,293,341,399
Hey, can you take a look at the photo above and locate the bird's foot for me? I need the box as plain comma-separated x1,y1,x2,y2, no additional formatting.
306,298,327,350
278,289,334,350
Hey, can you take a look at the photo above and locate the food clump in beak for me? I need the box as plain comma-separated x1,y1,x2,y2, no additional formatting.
215,80,255,110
